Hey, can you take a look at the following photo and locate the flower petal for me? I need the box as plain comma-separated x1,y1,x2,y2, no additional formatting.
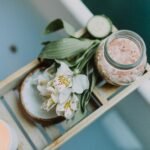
71,103,78,111
51,93,58,103
64,108,74,119
46,85,55,93
58,88,71,104
56,103,65,111
37,85,49,96
33,75,48,85
53,75,72,92
72,94,79,102
70,94,79,111
56,103,65,116
41,98,56,111
72,74,89,94
56,61,73,76
45,64,56,79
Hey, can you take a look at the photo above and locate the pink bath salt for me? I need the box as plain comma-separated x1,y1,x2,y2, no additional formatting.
108,38,141,65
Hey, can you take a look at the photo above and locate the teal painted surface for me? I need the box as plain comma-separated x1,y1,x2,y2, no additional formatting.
61,91,150,150
0,0,43,79
83,0,150,62
0,0,60,80
61,117,119,150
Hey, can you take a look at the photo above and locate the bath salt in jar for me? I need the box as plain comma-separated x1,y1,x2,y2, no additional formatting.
0,120,19,150
95,30,147,85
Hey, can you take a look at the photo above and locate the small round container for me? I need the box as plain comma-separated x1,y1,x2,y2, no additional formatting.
0,120,18,150
95,30,147,85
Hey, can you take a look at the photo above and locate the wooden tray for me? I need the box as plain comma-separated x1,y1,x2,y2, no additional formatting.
0,28,150,150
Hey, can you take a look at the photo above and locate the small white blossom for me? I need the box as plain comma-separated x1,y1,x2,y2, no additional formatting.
33,61,90,119
56,94,79,119
41,92,58,111
53,75,72,92
36,75,50,96
33,68,54,96
53,61,89,94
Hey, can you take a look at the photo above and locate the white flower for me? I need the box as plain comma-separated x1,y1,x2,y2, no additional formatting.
56,94,79,119
58,88,72,104
41,83,59,111
41,92,58,111
33,69,58,111
72,75,90,94
33,69,53,96
33,61,90,119
36,75,50,96
53,75,72,92
53,61,89,94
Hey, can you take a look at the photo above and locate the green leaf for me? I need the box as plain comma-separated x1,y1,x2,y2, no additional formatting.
80,63,98,112
80,90,89,112
39,38,94,60
44,19,76,36
76,40,100,71
59,40,100,69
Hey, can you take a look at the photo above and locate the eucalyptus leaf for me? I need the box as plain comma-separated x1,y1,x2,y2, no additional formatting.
90,71,97,92
80,90,89,112
39,38,95,60
44,19,76,36
77,40,100,71
80,63,97,112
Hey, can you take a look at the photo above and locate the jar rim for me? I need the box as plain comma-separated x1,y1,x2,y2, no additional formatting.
104,30,146,70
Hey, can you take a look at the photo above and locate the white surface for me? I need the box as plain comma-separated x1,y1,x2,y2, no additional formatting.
60,0,93,27
138,79,150,103
30,0,93,29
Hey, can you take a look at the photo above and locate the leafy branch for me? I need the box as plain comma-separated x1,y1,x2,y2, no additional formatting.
38,18,100,112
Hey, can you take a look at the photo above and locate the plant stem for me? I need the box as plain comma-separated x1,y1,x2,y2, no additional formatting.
77,40,100,72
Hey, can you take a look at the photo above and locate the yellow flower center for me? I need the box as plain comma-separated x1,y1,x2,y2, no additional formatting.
58,75,70,87
49,98,55,104
64,100,71,109
39,80,47,85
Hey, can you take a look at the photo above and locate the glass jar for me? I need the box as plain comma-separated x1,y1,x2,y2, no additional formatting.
95,30,147,85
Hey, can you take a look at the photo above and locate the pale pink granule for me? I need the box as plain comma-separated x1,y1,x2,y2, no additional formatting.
95,39,147,85
108,38,141,64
